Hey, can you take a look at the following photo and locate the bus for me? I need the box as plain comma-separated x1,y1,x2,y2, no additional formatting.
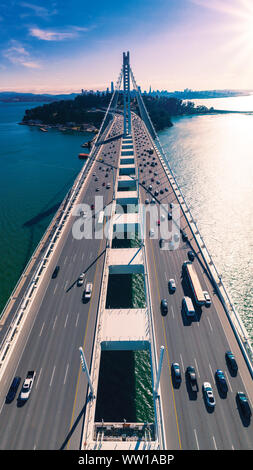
183,261,206,306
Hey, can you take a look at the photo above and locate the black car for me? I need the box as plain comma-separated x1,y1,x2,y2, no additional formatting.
188,250,195,261
159,238,165,248
5,376,21,403
215,369,228,394
237,392,251,419
225,351,238,373
161,299,168,316
186,366,198,392
52,266,60,279
182,231,188,242
171,363,181,385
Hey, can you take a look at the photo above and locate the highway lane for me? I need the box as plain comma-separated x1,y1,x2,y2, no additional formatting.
132,114,253,450
0,116,123,449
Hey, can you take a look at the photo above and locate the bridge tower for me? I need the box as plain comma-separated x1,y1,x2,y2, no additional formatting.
123,51,131,136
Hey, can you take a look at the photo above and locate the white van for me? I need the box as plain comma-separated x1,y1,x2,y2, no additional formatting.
182,296,195,317
84,282,93,300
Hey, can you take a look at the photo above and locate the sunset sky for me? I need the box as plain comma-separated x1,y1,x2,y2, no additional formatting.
1,0,253,93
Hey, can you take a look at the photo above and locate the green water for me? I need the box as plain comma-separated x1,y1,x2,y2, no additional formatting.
0,102,89,314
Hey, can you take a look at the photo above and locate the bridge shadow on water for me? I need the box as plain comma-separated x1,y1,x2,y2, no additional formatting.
20,171,79,274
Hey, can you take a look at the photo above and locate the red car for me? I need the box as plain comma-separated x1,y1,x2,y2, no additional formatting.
157,220,160,226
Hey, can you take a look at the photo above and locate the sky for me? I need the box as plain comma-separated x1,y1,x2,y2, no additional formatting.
1,0,253,93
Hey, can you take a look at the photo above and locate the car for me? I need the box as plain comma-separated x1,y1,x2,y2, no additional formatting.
157,220,160,226
182,231,188,242
19,371,36,401
160,189,164,194
149,229,155,237
156,180,160,185
161,299,168,316
150,198,156,204
95,177,98,181
161,214,165,221
159,238,165,248
5,376,21,403
91,204,94,210
225,351,238,374
145,199,149,205
106,183,111,189
174,233,179,242
236,392,251,419
52,266,60,279
84,282,93,301
154,190,159,196
168,279,176,293
171,363,181,385
170,202,174,209
186,366,198,392
188,250,195,261
148,185,152,191
203,291,211,307
215,369,228,394
102,182,105,186
77,272,85,286
96,187,99,191
168,212,172,220
202,382,216,408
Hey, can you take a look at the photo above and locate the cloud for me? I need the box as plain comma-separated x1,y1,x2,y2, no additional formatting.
29,27,79,41
3,40,41,68
20,2,58,19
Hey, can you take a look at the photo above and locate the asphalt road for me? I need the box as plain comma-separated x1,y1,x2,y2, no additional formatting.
0,116,123,450
132,113,253,450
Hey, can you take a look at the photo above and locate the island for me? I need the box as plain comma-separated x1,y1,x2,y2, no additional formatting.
21,92,214,132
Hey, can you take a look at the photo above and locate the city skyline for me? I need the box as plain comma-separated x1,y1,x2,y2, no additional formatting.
1,0,253,93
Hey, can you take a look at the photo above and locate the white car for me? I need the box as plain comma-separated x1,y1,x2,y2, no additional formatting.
203,291,211,307
77,272,85,286
20,371,36,401
149,229,155,237
84,282,93,300
168,279,176,292
202,382,216,408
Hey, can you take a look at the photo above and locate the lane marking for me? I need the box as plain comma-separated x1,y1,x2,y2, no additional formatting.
64,313,69,328
180,354,185,374
75,313,80,328
212,435,217,450
52,316,57,330
35,367,42,390
53,283,58,295
207,316,213,332
49,365,56,387
194,358,200,378
39,322,45,337
171,305,175,319
194,429,199,450
64,363,69,385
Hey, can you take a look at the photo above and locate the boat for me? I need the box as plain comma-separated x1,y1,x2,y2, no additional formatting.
39,127,48,132
78,153,89,160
